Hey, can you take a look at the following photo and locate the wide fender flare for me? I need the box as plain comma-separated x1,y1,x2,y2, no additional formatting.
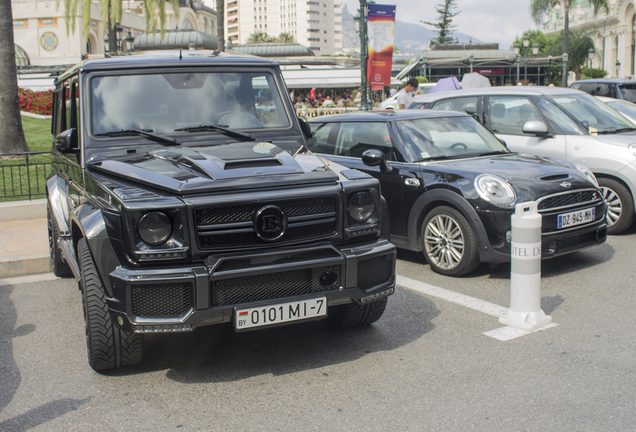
46,175,71,236
407,188,490,253
71,202,121,297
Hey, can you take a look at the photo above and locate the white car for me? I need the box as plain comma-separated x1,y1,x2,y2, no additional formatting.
596,96,636,125
414,86,636,234
379,83,435,110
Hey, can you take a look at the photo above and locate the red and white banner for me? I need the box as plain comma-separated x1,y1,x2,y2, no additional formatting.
367,4,396,90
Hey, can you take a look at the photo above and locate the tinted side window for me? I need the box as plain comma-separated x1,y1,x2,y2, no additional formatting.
335,122,394,160
307,123,338,154
432,97,479,117
487,96,541,135
54,82,69,136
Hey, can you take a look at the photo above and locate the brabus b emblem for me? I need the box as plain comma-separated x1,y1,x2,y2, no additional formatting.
254,205,287,242
560,182,572,188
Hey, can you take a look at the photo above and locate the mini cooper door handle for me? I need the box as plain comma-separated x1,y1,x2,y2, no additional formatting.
405,179,420,187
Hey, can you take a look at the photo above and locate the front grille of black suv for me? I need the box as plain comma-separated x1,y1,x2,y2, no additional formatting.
194,196,338,249
211,265,341,306
357,253,394,290
131,283,193,318
537,190,600,212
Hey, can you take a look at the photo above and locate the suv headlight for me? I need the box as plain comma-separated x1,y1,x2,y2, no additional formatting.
138,211,172,246
348,191,375,222
573,162,598,187
474,174,517,208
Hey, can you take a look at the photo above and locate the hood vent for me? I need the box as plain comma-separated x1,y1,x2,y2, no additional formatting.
539,174,570,182
224,158,283,170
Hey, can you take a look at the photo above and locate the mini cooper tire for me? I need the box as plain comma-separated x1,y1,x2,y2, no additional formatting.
598,178,635,235
47,202,72,278
78,238,144,371
422,206,479,277
324,297,388,329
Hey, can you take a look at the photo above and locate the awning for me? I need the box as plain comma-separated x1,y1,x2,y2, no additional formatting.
282,67,400,88
395,61,420,81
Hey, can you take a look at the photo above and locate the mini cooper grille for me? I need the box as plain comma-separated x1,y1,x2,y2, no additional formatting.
212,265,341,306
357,254,394,290
554,231,597,250
131,283,192,318
538,190,600,211
195,196,337,249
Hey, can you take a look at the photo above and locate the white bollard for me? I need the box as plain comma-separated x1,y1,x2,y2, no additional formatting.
499,201,552,331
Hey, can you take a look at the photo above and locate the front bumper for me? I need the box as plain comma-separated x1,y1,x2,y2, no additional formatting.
106,239,396,333
476,203,608,263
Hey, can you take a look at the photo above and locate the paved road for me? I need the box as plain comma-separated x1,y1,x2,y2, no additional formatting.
1,227,635,431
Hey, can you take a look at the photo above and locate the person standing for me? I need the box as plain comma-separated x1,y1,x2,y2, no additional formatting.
397,77,419,109
309,87,317,106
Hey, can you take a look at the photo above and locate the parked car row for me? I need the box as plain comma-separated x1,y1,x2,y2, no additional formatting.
307,110,608,276
411,86,636,235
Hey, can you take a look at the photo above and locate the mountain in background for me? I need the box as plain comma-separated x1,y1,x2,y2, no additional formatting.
341,5,482,56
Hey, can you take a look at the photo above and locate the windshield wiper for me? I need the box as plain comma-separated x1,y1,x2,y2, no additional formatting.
473,150,509,157
94,129,181,146
174,124,255,141
414,155,451,162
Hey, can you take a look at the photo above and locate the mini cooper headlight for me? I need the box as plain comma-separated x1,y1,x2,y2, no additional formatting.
474,174,517,208
573,162,599,187
348,191,375,222
138,211,172,246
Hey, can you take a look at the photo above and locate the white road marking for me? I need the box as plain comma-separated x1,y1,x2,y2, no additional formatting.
396,275,557,341
0,272,59,287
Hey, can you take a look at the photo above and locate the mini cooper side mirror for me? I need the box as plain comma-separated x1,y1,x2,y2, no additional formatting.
362,149,395,174
297,117,313,139
55,129,78,153
522,120,552,138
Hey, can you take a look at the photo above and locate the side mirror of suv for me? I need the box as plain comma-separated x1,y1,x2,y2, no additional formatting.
297,117,313,139
55,129,78,153
522,121,553,138
362,149,395,174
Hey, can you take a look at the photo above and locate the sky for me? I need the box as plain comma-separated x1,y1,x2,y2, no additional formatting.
344,0,540,49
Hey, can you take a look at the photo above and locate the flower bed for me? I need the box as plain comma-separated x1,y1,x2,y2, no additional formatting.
19,88,54,116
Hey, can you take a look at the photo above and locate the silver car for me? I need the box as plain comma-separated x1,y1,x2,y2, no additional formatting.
413,86,636,234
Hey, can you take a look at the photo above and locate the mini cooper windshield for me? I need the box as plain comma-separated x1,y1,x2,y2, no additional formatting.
395,116,509,161
90,72,291,137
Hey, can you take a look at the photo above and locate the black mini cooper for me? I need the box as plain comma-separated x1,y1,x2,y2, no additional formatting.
308,110,608,276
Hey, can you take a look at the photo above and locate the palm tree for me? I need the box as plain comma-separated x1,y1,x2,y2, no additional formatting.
530,0,608,59
247,32,274,43
216,0,224,51
0,0,30,154
277,33,295,43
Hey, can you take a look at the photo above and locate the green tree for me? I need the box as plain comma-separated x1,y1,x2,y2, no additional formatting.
0,0,29,154
276,32,295,43
421,0,460,45
530,0,608,60
247,32,275,43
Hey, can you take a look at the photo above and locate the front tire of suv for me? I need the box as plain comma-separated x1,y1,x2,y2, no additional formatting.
47,202,72,278
598,178,635,235
78,238,144,371
324,298,388,329
422,206,480,277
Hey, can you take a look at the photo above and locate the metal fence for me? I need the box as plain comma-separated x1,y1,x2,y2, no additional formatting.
0,151,53,200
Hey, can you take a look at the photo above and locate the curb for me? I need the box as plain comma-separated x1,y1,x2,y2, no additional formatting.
21,111,52,120
0,199,47,222
0,254,51,279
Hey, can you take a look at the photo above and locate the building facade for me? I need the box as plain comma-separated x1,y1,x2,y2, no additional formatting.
12,0,216,66
222,0,343,55
542,0,636,78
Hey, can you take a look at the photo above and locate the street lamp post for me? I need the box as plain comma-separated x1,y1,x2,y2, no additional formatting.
616,60,621,78
125,31,135,51
354,0,370,111
562,53,569,87
515,54,520,85
469,54,474,73
588,48,595,78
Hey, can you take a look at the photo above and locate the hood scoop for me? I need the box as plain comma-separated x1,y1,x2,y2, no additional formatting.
539,174,571,182
223,158,283,170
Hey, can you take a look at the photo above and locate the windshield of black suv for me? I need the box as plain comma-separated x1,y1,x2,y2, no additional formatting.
90,71,291,136
619,84,636,103
548,92,634,134
395,116,509,161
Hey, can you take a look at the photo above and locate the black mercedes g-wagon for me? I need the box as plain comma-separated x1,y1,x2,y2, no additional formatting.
47,50,396,371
